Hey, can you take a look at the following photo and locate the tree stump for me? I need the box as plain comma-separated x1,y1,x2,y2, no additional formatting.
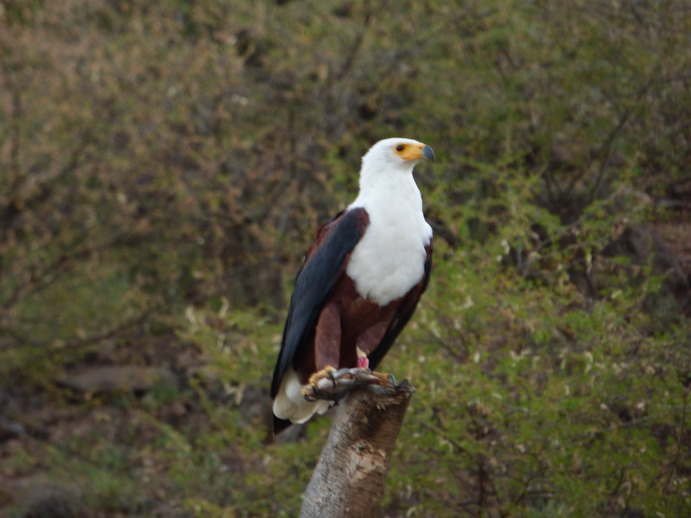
300,380,415,518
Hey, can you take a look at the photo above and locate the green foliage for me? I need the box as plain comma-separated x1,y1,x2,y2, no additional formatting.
1,0,690,516
385,238,690,516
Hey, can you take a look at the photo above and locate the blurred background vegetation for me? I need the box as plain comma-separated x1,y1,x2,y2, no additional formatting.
1,0,690,516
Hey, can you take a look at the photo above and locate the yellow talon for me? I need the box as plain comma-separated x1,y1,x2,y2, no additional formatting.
306,365,337,387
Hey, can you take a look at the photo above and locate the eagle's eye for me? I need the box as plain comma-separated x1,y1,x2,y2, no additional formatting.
395,144,406,152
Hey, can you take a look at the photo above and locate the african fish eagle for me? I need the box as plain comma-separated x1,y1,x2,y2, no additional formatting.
270,138,434,434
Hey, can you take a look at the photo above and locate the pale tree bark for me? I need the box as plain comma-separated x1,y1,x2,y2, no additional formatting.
300,380,415,518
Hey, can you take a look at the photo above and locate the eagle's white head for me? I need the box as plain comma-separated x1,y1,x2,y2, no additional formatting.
361,137,435,175
354,137,434,205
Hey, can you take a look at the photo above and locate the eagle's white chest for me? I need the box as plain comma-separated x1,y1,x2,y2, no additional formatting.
346,184,432,306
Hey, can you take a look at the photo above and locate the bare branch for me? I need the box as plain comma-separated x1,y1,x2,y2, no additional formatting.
301,380,415,518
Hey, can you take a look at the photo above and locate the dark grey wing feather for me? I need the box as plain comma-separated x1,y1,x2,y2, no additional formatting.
270,209,367,398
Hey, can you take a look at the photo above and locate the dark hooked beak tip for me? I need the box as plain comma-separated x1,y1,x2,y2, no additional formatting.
422,145,435,161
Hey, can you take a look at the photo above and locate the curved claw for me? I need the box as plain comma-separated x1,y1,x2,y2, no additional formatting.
307,365,338,387
302,366,339,401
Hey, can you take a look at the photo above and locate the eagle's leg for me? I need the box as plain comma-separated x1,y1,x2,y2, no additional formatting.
347,347,395,385
356,347,370,369
302,302,343,401
324,347,372,381
302,317,399,401
355,330,398,387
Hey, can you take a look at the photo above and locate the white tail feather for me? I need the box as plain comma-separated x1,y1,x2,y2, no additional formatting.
273,369,333,424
